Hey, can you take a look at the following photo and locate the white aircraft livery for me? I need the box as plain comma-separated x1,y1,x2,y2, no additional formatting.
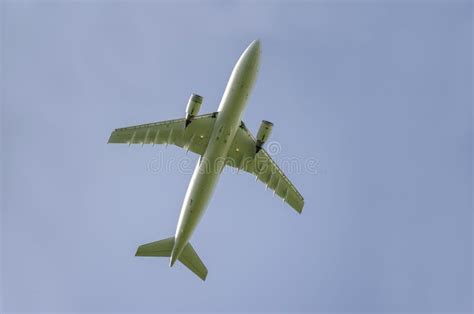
108,40,304,280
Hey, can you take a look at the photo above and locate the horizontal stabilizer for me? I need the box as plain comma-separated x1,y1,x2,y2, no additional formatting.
178,242,208,281
135,237,208,281
135,237,174,257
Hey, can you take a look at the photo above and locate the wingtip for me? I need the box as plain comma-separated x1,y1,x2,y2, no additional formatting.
135,244,145,256
298,205,304,214
295,204,304,215
107,132,115,144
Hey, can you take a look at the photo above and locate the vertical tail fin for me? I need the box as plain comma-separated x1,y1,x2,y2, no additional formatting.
135,237,208,281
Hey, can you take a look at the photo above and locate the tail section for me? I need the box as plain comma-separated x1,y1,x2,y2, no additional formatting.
177,242,208,281
135,237,175,257
135,237,208,281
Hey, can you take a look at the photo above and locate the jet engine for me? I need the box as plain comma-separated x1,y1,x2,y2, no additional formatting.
256,120,273,153
185,94,203,127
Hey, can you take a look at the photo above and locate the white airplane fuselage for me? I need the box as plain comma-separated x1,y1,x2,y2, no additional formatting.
170,40,261,266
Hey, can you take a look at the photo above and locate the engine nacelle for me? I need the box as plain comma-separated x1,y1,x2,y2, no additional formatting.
185,94,203,127
256,120,273,153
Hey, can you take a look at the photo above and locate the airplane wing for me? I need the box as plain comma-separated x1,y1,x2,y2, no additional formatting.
107,113,217,156
226,122,305,213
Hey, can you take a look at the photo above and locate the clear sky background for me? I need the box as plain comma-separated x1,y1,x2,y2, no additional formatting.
1,1,472,313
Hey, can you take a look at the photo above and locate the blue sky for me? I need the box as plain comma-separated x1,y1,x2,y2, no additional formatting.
1,1,472,312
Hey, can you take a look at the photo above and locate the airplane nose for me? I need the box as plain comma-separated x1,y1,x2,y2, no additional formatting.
249,39,261,54
251,39,260,48
235,39,261,72
242,39,261,58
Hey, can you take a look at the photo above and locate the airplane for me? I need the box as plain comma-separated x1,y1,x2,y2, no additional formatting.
108,40,304,281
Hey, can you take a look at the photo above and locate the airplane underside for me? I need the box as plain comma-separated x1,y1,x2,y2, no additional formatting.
108,40,304,280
